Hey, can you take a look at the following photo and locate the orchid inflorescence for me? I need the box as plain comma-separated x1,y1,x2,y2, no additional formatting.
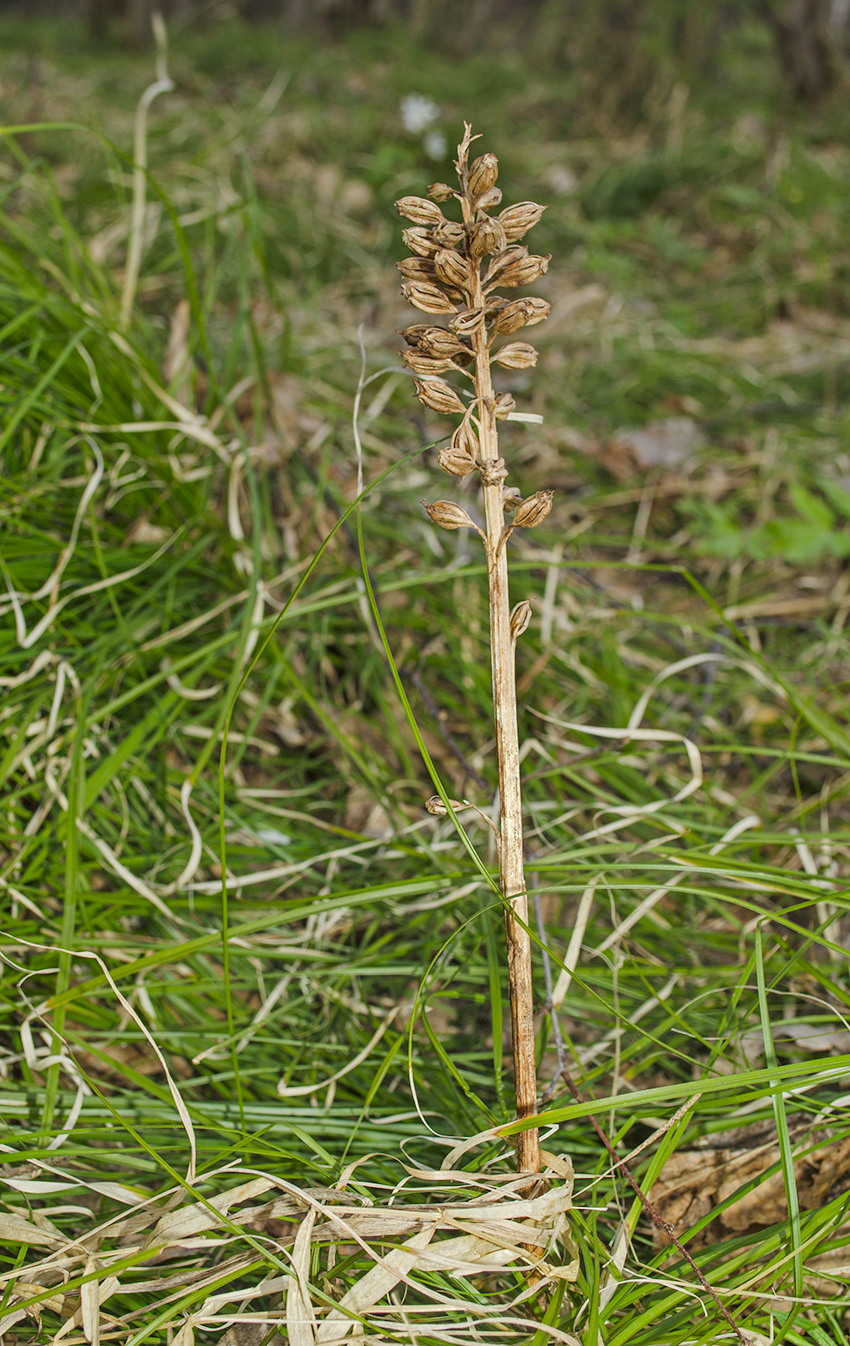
396,124,552,1176
396,123,553,554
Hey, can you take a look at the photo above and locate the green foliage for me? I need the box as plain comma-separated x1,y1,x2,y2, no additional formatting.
1,13,850,1345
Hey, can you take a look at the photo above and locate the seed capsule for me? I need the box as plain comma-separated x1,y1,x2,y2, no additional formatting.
396,195,445,226
494,392,517,420
422,499,477,530
489,252,550,289
497,200,546,242
484,245,528,285
490,296,551,334
402,349,457,375
397,257,438,282
451,418,479,460
402,282,458,314
450,307,486,336
438,443,477,476
425,795,465,814
416,327,469,358
513,490,554,528
434,248,470,289
479,457,509,486
414,378,466,415
467,152,499,203
400,324,432,346
433,220,465,248
402,227,439,257
493,342,538,369
428,182,456,201
510,600,532,640
468,217,507,259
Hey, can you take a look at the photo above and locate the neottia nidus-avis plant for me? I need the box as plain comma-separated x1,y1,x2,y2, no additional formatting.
397,123,553,1175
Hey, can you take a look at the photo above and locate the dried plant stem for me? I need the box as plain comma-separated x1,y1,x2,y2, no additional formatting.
397,123,553,1178
465,223,540,1175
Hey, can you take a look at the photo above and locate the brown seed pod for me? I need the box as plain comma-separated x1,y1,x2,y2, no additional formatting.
449,307,486,336
494,392,517,420
433,248,470,289
493,342,538,369
513,490,554,528
416,327,469,358
402,349,457,375
438,443,478,476
497,200,546,242
400,324,433,346
510,600,532,641
451,418,480,461
480,457,509,486
488,253,550,290
425,795,465,814
397,257,438,282
428,182,456,201
396,195,445,226
490,297,551,334
422,499,477,530
402,282,459,315
475,187,503,212
483,245,528,285
402,227,439,257
467,152,499,203
414,378,466,415
467,217,507,260
433,220,465,249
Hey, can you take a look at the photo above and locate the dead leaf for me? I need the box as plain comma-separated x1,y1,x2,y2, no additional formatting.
651,1127,850,1248
220,1327,283,1346
0,1212,66,1247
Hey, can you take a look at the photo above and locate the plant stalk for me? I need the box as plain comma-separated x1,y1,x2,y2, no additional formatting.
465,208,540,1176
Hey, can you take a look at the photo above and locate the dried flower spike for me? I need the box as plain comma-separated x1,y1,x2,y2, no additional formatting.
397,122,554,1178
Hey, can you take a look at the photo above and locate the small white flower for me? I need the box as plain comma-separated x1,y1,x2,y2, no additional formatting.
424,130,448,161
400,94,440,134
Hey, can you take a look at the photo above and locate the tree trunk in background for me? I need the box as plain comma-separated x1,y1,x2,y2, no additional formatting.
762,0,850,99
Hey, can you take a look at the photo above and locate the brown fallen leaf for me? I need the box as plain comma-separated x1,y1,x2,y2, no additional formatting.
651,1125,850,1249
220,1327,284,1346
